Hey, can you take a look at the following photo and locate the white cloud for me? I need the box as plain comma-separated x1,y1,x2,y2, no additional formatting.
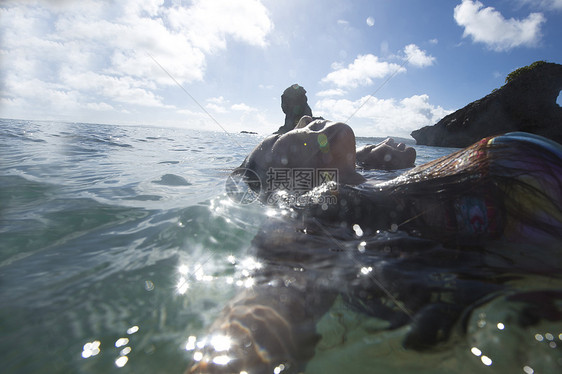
86,102,114,111
321,54,406,89
207,96,228,105
205,103,228,114
316,89,348,97
166,0,273,52
59,70,170,108
229,110,277,134
454,0,545,51
206,96,229,113
314,94,452,137
519,0,562,11
205,97,258,114
231,103,257,112
366,17,375,27
0,0,273,122
403,44,435,67
205,97,257,114
330,61,345,70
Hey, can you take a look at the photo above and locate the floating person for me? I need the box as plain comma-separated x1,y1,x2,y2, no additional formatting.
295,115,417,170
188,121,562,373
240,117,367,190
275,84,416,169
237,116,418,199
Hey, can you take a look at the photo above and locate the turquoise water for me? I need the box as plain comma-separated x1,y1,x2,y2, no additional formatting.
1,119,561,373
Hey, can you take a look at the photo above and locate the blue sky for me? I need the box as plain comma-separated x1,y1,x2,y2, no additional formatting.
1,0,562,137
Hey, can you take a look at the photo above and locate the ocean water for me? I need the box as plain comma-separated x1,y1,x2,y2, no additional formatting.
1,118,561,374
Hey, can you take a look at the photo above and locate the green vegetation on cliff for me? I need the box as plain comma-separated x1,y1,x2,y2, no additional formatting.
505,60,547,84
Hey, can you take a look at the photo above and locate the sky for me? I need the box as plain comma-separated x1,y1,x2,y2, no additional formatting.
1,0,562,138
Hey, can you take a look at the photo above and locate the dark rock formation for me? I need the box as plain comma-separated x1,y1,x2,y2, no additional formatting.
411,61,562,147
274,84,313,134
240,130,258,134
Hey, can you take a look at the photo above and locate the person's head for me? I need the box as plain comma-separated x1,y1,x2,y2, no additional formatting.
236,117,366,196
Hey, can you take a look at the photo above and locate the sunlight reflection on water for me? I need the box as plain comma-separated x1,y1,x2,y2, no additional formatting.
3,120,562,374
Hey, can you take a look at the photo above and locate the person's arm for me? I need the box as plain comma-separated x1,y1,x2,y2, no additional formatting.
187,276,336,373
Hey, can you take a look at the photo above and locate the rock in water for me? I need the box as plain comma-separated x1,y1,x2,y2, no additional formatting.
152,173,191,186
411,61,562,147
274,84,313,134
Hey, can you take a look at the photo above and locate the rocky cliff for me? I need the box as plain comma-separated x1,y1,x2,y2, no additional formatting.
274,84,312,134
411,61,562,147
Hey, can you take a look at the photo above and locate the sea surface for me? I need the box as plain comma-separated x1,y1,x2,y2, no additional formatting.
1,118,561,374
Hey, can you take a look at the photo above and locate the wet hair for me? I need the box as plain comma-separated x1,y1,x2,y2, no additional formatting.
233,132,562,245
298,134,562,246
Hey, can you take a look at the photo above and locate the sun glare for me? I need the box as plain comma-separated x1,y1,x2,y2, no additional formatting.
210,334,232,352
